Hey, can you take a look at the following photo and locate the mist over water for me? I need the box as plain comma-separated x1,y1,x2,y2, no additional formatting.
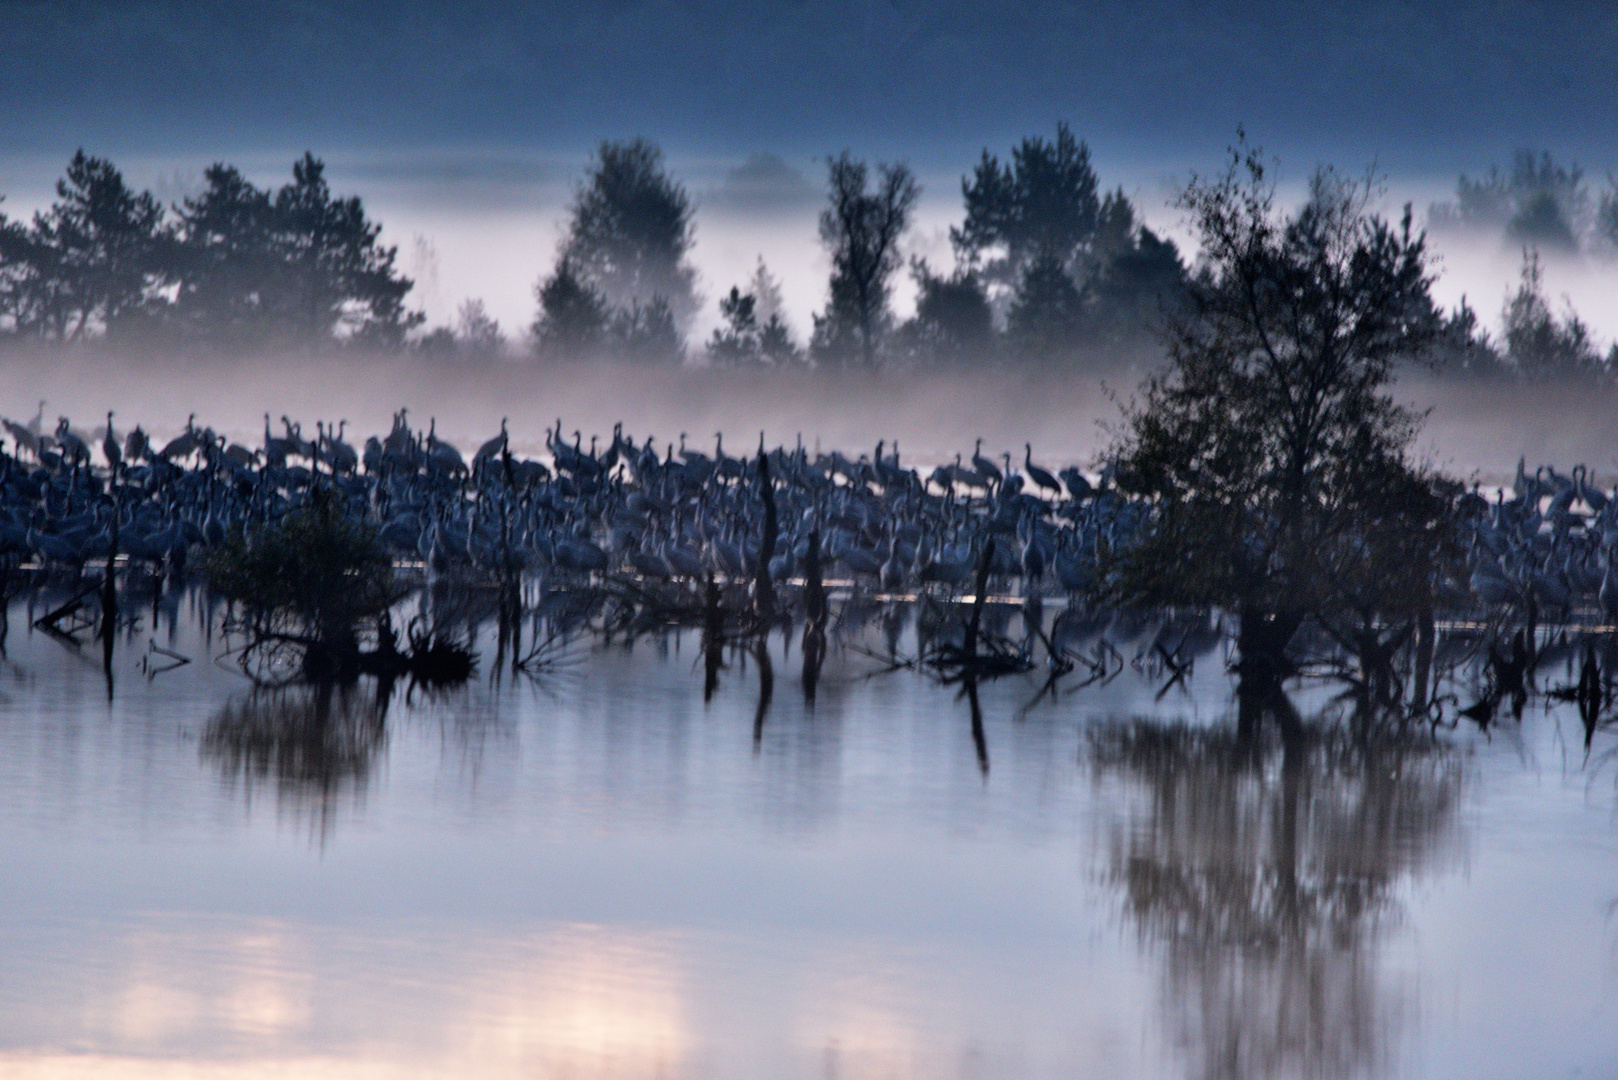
0,349,1609,486
3,144,1613,482
0,349,1127,468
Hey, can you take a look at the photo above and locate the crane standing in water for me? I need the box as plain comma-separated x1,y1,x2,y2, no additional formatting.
101,412,121,472
1024,444,1062,500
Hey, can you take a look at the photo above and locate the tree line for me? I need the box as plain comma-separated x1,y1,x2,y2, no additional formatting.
527,130,1188,368
1428,149,1618,258
3,133,1616,381
0,128,1188,364
0,152,418,348
1427,250,1618,382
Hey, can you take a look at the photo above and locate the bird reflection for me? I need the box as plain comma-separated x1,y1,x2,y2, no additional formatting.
1089,702,1462,1080
201,683,389,834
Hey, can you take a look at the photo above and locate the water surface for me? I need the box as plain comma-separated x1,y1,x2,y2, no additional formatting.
0,598,1615,1078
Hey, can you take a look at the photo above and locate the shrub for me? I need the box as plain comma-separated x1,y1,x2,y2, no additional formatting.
208,487,397,646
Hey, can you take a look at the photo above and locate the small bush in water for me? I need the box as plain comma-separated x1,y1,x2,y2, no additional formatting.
207,487,398,646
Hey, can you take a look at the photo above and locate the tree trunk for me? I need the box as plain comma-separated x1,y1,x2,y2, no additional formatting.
1411,607,1435,711
1236,602,1302,690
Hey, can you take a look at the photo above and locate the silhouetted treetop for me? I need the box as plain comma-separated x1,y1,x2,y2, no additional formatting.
810,152,919,367
9,151,171,341
171,164,279,343
1501,251,1607,380
952,125,1187,360
454,298,504,358
0,151,419,348
953,122,1099,289
268,153,420,346
1430,150,1588,253
532,257,610,360
708,286,759,366
174,153,422,347
560,138,699,331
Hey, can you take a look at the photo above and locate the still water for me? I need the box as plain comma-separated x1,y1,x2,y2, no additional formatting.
0,595,1615,1079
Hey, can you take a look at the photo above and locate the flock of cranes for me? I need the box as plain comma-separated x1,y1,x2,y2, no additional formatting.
1469,459,1618,623
0,404,1139,600
0,401,1613,634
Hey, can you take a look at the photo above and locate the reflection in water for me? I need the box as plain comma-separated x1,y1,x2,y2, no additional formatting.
201,685,389,829
1090,706,1463,1080
753,637,774,746
964,678,988,777
10,583,1618,1078
801,623,825,704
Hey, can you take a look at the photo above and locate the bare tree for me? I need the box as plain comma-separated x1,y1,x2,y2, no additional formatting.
455,298,504,357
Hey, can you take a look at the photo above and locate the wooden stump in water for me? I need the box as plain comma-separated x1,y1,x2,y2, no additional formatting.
803,529,826,631
703,574,724,701
753,450,778,622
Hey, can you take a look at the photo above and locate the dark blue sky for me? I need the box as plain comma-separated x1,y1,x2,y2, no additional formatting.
5,0,1617,175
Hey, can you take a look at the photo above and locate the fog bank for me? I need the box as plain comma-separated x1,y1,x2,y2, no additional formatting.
0,351,1606,483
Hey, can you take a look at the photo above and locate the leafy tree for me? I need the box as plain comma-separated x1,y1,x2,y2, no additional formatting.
810,152,919,366
702,284,796,367
897,259,993,364
560,139,699,332
1597,189,1618,253
1501,250,1606,380
757,312,800,366
955,127,1186,352
1005,252,1085,361
748,257,787,331
270,154,420,346
1081,193,1187,347
207,487,397,650
414,298,503,360
0,201,63,338
610,296,683,364
1427,297,1506,379
1431,150,1586,253
19,151,170,340
707,286,760,365
170,155,419,347
170,164,279,344
0,151,417,348
1106,147,1451,686
1508,191,1577,252
743,257,800,364
455,298,504,357
531,257,610,360
414,325,458,357
952,122,1099,294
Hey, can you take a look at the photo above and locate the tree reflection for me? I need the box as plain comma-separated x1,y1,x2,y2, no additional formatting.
201,683,389,834
1089,700,1463,1080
